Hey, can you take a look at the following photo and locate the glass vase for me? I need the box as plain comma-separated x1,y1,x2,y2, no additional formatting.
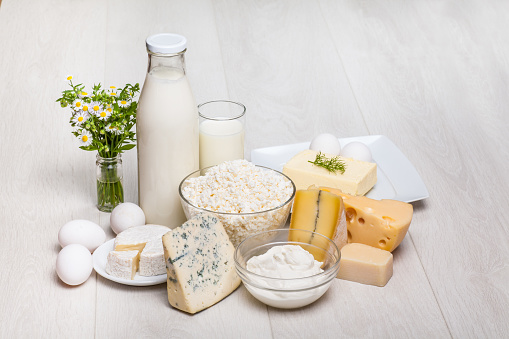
96,154,124,212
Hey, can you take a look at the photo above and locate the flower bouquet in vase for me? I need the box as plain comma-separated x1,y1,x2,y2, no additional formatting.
57,77,140,212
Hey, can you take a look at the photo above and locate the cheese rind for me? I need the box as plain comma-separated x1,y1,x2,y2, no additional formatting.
283,150,377,195
289,189,347,260
337,243,393,287
108,224,169,279
105,250,140,280
317,186,413,252
162,212,241,314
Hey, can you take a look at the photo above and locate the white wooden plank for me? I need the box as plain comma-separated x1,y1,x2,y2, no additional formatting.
0,0,108,337
319,0,509,337
212,0,369,156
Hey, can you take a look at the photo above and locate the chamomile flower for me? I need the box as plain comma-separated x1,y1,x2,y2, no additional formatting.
72,111,90,126
105,123,122,135
67,76,73,81
97,109,111,121
78,130,92,146
109,91,118,97
105,104,113,113
117,99,130,108
81,102,90,113
72,99,84,110
78,91,89,99
90,102,103,115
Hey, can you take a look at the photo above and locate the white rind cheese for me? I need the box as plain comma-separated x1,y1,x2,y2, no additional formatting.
162,212,241,314
138,239,165,276
105,250,140,280
106,224,169,279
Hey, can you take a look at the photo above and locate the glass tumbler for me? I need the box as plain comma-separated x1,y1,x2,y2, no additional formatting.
198,100,246,169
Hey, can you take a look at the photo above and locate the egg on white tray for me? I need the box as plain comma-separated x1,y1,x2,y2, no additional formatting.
110,202,146,234
340,141,373,162
56,244,93,286
309,133,341,155
58,219,106,253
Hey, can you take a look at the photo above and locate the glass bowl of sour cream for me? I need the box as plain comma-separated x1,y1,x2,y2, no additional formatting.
234,228,341,309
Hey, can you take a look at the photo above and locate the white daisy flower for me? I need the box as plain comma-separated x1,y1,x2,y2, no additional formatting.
81,102,90,113
117,99,130,108
90,102,103,115
78,91,89,99
97,109,111,121
78,130,92,146
105,123,122,135
72,111,89,126
109,91,118,97
72,99,84,110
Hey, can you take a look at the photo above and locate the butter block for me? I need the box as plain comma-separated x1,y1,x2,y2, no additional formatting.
283,150,376,195
289,189,347,260
337,243,393,287
317,186,412,252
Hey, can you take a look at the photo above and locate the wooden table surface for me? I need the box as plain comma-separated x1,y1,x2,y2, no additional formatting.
1,0,508,338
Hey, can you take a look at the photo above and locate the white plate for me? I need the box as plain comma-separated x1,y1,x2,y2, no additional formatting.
251,135,429,203
93,239,166,286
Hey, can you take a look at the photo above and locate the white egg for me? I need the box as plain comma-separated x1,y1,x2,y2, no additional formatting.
340,142,373,162
309,133,341,155
56,244,93,286
58,220,106,253
110,202,146,234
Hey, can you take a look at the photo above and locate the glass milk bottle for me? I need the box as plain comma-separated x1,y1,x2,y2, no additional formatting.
136,33,199,227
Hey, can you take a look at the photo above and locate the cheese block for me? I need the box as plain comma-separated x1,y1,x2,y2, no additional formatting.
107,224,169,279
337,243,393,287
162,212,241,314
283,150,377,195
317,186,413,252
105,250,140,280
289,189,347,260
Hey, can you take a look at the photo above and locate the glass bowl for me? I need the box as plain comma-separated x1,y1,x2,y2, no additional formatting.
178,165,296,247
234,229,341,309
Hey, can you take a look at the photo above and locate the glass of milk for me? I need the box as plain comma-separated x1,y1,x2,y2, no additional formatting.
198,100,246,169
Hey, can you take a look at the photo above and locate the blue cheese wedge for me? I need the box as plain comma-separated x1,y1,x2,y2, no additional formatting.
162,212,241,314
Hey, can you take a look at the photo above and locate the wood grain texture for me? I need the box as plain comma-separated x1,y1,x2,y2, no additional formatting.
1,0,508,337
319,0,509,337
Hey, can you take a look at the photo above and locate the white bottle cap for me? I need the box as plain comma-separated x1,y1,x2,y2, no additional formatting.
146,33,187,54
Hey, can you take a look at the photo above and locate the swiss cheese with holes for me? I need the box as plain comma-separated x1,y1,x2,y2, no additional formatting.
316,186,413,252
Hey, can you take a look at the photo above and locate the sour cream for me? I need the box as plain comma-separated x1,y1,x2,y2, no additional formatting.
244,245,332,308
247,245,323,279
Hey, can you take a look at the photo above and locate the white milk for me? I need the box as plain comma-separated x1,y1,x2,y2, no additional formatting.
136,66,199,227
199,119,244,169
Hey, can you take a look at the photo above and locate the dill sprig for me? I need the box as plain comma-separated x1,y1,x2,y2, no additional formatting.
308,152,346,174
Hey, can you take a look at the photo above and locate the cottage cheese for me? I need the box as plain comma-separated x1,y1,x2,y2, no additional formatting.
181,160,294,246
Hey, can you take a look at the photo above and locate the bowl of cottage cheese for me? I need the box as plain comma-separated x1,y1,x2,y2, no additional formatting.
234,228,341,309
179,160,296,247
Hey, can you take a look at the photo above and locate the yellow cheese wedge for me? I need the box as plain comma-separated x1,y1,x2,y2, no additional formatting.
316,186,413,252
288,189,347,260
283,150,377,195
337,243,393,287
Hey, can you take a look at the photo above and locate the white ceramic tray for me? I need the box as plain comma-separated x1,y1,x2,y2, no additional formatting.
93,239,166,286
251,135,429,203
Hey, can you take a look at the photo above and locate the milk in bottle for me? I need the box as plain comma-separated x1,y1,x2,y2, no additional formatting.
136,33,199,227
